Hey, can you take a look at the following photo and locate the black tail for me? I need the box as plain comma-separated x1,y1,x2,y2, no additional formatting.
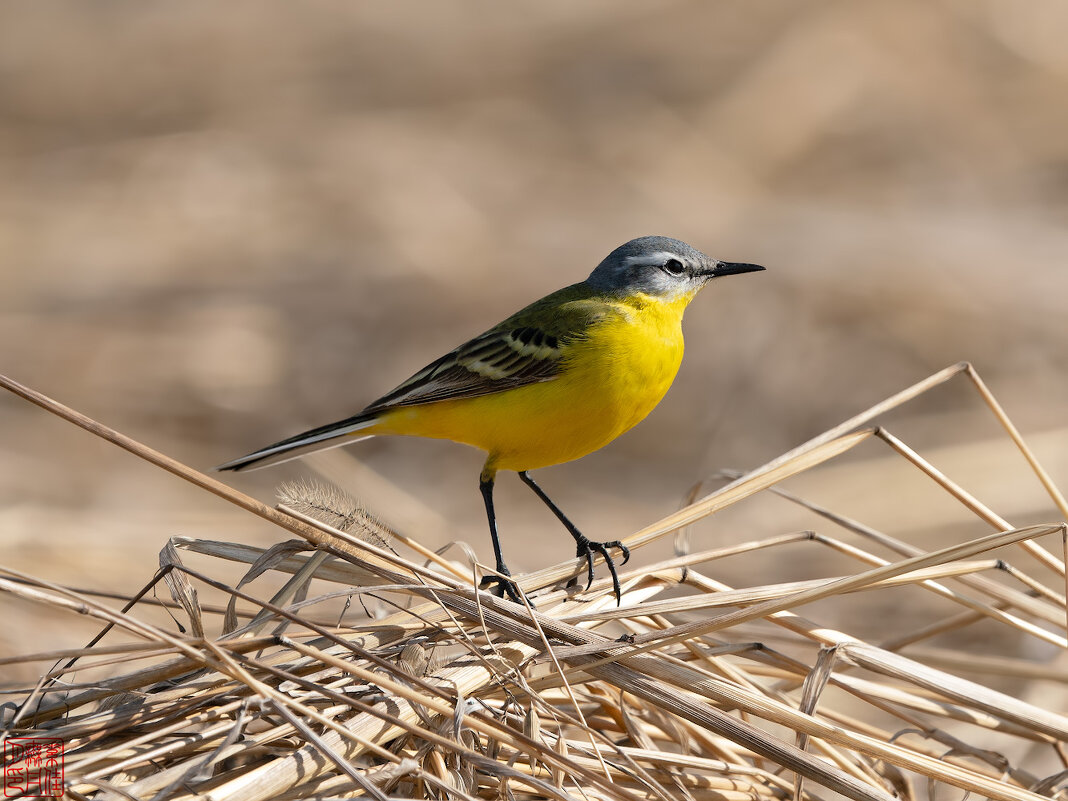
215,412,379,472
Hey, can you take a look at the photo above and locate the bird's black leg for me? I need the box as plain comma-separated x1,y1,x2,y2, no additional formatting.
477,470,524,604
517,470,630,604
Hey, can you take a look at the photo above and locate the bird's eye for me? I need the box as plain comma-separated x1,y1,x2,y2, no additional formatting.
662,258,685,276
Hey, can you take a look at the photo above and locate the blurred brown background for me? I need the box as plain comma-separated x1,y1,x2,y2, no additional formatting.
2,2,1068,660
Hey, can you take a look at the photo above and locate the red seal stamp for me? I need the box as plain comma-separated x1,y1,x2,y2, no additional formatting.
3,738,64,798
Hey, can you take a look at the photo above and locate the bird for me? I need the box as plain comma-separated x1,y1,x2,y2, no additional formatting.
217,236,765,603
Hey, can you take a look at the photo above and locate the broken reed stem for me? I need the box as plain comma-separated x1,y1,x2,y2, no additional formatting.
876,427,1064,575
964,363,1068,528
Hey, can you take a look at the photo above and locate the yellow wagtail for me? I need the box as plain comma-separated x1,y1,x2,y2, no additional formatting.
218,236,764,602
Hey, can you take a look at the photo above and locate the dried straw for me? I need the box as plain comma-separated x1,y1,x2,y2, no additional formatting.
1,365,1065,801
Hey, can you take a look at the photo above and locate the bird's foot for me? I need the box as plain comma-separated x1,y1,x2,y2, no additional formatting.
574,536,631,604
478,567,528,606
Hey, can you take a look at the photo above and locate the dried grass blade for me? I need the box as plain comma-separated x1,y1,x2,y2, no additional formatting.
622,428,875,552
384,591,903,801
892,647,1068,683
619,525,1064,657
267,701,392,801
159,541,205,639
220,540,316,634
838,642,1068,739
565,561,1002,624
586,654,1050,801
173,537,379,586
0,569,206,662
876,428,1065,574
729,362,967,489
828,674,1041,736
766,494,1065,647
965,363,1068,535
0,640,179,669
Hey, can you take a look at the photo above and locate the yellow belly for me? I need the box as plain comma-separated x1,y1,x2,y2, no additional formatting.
371,294,688,472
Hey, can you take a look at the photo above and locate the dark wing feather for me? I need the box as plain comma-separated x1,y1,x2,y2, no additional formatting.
361,283,607,414
362,328,563,411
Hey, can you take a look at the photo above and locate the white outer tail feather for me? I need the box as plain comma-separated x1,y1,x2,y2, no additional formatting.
214,418,378,472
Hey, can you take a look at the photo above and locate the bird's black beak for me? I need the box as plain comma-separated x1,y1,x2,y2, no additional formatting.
707,261,766,278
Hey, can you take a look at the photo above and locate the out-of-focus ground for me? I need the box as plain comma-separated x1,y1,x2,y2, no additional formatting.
2,1,1067,676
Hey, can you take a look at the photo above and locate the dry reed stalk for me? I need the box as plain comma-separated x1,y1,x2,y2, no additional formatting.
1,365,1066,801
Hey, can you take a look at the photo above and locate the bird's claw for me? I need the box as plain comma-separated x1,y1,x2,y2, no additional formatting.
575,537,630,604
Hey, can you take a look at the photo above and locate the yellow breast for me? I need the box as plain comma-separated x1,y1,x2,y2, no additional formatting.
376,292,692,472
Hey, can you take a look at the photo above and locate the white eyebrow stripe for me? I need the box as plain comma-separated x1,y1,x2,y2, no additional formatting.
623,251,681,267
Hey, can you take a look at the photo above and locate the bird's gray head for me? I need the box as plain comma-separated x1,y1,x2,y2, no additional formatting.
585,235,764,301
